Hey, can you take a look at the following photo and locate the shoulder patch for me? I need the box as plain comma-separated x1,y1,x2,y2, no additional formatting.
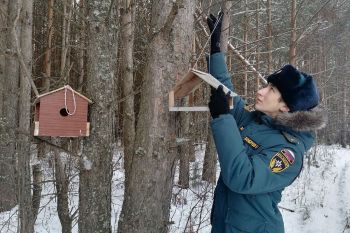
269,149,295,173
281,131,299,144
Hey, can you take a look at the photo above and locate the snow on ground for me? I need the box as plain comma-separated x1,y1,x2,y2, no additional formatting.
1,145,350,233
281,145,350,233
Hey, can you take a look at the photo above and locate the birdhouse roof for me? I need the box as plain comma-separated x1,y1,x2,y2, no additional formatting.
168,69,237,112
34,85,93,104
173,69,235,98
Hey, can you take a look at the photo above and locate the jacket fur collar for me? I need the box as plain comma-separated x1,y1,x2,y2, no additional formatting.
273,106,328,132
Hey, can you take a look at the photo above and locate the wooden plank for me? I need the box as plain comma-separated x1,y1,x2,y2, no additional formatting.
86,122,90,136
169,69,237,112
188,93,193,107
169,91,175,108
191,69,237,98
173,71,202,98
169,106,209,112
34,121,39,136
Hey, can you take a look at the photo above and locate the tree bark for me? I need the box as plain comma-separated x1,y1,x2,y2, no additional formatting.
117,1,195,232
78,0,117,232
61,0,73,81
42,0,54,90
78,0,86,91
220,1,231,55
0,0,20,213
54,1,74,231
178,110,190,189
32,0,55,221
54,140,72,233
120,0,136,181
17,0,34,231
202,129,216,184
0,0,7,114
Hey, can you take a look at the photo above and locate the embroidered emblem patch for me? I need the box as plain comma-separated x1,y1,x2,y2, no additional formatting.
269,149,295,173
243,136,260,150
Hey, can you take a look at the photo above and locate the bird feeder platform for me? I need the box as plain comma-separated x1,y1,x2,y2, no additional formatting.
169,69,236,111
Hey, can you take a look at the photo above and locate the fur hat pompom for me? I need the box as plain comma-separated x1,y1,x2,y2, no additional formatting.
267,64,320,112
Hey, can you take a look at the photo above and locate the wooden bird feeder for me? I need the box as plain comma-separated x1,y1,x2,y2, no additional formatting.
33,85,92,137
169,69,236,111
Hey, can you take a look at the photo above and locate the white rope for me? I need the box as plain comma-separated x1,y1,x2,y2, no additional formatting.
64,85,77,116
193,13,223,70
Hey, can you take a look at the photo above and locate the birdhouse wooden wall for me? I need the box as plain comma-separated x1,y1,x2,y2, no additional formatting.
34,86,92,137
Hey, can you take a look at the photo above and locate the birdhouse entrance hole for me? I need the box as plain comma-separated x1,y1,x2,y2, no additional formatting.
59,108,69,117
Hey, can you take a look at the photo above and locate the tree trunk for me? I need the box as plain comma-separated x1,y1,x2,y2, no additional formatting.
243,0,248,97
32,143,43,222
202,129,216,184
78,1,117,232
120,0,135,181
61,0,73,81
266,0,273,73
0,0,20,213
54,139,72,233
255,0,261,92
78,0,86,91
0,0,7,114
201,1,231,184
117,1,195,232
18,0,34,232
33,0,55,221
54,1,74,231
220,1,231,55
289,0,297,65
178,110,190,189
42,0,54,90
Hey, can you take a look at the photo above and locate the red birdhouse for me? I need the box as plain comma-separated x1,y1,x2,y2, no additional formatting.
34,85,92,137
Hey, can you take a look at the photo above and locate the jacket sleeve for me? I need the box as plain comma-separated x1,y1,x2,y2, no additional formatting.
207,53,234,92
211,114,304,194
207,52,250,125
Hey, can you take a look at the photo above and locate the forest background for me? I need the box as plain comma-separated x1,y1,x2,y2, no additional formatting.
0,0,349,233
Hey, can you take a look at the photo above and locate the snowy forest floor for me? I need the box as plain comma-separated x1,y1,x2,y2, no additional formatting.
1,145,350,233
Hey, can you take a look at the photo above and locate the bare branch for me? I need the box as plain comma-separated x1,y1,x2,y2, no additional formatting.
11,5,39,97
195,10,266,84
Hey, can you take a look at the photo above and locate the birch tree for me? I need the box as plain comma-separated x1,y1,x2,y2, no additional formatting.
118,0,195,232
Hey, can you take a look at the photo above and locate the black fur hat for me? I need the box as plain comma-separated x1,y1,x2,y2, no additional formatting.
267,65,320,112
